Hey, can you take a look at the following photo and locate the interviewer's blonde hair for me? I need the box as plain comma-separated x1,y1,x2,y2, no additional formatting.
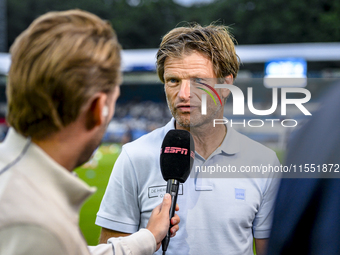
157,24,240,82
7,9,121,139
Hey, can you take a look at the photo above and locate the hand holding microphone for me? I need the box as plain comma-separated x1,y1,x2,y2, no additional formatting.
146,194,180,251
145,130,194,253
160,130,195,254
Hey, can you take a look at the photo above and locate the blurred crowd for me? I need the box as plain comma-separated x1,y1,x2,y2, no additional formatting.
103,101,172,144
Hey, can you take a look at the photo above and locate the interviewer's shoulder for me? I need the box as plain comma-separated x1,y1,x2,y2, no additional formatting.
0,224,67,255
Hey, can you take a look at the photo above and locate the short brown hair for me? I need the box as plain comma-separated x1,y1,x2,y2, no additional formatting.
7,9,121,139
156,24,239,83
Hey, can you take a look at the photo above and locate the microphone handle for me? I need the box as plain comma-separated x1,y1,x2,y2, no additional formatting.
162,179,179,253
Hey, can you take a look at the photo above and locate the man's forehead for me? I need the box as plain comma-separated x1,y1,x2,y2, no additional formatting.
163,52,216,79
164,50,209,63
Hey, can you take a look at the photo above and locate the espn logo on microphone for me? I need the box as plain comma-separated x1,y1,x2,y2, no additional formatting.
160,147,195,159
164,147,188,155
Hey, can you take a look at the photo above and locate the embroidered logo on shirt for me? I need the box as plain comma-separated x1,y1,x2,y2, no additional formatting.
148,185,183,198
235,188,245,200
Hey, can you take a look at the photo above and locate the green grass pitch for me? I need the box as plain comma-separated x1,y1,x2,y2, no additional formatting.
75,144,121,245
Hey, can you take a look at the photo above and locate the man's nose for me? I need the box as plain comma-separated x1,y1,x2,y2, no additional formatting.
178,79,190,100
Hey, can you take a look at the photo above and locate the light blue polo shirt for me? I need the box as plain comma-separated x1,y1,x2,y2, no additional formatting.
96,118,280,255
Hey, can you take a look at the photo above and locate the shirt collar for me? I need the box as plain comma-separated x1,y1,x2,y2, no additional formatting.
162,118,176,136
162,118,240,156
1,128,95,217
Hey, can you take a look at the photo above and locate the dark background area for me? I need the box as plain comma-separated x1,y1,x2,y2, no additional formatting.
5,0,340,51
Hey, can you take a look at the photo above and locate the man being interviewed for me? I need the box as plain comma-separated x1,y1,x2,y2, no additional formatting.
97,24,280,255
0,9,180,255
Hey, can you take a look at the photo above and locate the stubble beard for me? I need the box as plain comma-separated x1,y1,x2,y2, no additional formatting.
166,96,222,129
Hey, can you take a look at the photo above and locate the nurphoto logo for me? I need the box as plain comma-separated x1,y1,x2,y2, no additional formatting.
198,83,312,128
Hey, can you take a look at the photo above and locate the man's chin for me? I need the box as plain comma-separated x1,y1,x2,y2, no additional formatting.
174,115,190,128
173,110,210,128
177,122,190,129
177,114,216,129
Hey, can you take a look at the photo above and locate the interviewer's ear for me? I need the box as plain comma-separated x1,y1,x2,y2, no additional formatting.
85,93,108,130
221,75,234,99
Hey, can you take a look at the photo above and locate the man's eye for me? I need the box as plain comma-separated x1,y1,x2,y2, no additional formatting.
167,78,178,86
193,78,206,85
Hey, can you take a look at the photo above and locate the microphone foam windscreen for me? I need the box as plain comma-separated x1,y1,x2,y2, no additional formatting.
160,130,195,183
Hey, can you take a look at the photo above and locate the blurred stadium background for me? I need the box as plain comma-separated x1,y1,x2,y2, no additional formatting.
0,0,340,245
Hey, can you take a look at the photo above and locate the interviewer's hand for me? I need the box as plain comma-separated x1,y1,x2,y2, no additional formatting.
146,193,180,251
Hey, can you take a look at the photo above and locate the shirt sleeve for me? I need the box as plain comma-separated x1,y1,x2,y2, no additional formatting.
252,155,281,239
88,229,156,255
0,224,155,255
96,147,141,233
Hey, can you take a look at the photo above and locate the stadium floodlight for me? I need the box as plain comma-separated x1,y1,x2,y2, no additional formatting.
264,58,307,88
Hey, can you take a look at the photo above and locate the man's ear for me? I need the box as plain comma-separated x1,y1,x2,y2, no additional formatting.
85,93,108,131
221,74,234,99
